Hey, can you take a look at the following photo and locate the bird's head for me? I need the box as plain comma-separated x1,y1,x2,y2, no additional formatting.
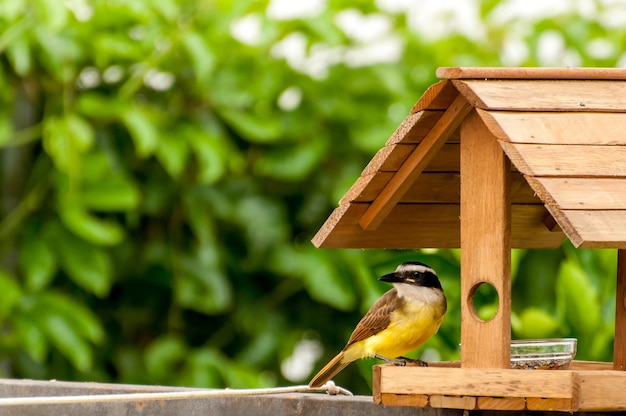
379,261,443,291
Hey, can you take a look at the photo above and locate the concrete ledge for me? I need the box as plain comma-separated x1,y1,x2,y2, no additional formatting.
0,379,454,416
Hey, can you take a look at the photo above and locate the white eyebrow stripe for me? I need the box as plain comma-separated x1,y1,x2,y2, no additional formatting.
395,263,436,275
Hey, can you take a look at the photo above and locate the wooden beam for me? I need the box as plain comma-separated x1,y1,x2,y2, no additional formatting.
460,110,511,368
438,66,626,80
377,366,575,399
615,249,626,370
358,95,472,231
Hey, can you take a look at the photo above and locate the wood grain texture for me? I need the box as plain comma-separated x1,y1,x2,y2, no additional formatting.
411,80,459,112
460,111,511,369
577,370,626,411
361,144,414,175
378,366,575,399
385,111,443,145
454,79,626,111
614,250,626,370
526,397,575,411
438,66,626,80
311,203,565,249
362,143,461,174
500,142,626,177
359,95,472,231
478,109,626,144
550,209,626,248
341,172,539,205
476,396,526,410
429,395,476,409
378,394,430,407
525,177,626,210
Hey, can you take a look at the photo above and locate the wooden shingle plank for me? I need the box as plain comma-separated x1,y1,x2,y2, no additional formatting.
555,210,626,248
385,111,443,145
358,95,473,231
454,79,626,112
500,142,626,177
525,177,626,210
361,144,414,175
438,66,626,80
362,143,460,174
410,80,459,112
312,203,565,249
342,172,538,205
478,109,626,144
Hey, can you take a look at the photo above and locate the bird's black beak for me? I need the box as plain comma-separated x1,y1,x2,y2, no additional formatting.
379,272,404,283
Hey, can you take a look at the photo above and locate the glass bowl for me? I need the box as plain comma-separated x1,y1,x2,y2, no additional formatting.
510,338,577,370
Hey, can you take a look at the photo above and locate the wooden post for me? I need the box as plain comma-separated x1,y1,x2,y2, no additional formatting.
460,110,511,368
614,249,626,370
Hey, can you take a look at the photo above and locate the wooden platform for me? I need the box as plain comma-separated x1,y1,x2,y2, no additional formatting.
373,361,626,412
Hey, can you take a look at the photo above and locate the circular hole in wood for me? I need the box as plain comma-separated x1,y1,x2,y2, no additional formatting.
470,282,499,322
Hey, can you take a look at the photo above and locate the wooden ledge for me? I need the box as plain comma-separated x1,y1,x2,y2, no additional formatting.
374,362,626,412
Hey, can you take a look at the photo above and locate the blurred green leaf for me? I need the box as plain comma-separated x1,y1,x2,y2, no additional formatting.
557,258,601,356
79,175,141,211
6,35,31,75
77,93,128,120
41,314,93,371
0,270,23,319
516,307,560,339
55,227,113,296
179,348,223,387
217,108,282,143
13,315,48,362
121,107,159,157
174,253,232,314
271,247,356,310
36,292,105,344
254,139,326,181
156,132,190,179
181,31,216,82
187,130,228,184
19,223,57,291
145,336,188,381
59,203,126,246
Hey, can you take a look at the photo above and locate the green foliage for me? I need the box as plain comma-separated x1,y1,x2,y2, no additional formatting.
0,0,625,396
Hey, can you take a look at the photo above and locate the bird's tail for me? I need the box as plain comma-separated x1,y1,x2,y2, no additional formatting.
308,350,350,388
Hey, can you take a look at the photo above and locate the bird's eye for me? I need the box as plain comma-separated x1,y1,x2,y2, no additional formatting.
413,271,421,277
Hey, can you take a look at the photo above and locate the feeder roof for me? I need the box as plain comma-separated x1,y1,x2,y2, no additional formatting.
313,67,626,249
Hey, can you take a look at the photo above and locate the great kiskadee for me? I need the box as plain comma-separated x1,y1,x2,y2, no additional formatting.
309,261,447,388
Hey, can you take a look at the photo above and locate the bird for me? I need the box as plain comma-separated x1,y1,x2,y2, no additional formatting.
309,261,447,388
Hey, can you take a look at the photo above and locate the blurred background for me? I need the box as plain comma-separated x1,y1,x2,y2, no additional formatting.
0,0,624,396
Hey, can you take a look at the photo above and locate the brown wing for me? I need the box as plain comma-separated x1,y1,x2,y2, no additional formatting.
345,288,401,346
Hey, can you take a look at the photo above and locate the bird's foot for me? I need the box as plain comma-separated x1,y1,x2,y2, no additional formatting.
374,354,409,366
398,356,428,367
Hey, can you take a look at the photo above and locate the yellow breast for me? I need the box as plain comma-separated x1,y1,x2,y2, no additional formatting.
344,299,446,362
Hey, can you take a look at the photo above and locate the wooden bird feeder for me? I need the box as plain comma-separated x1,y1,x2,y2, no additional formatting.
312,67,626,412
